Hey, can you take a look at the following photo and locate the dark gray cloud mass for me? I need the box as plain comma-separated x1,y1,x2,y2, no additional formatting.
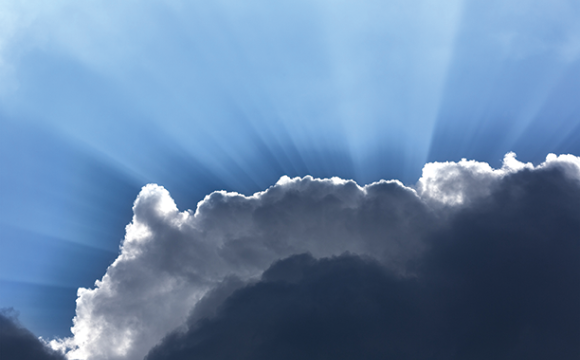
49,153,580,359
0,308,66,360
145,164,580,360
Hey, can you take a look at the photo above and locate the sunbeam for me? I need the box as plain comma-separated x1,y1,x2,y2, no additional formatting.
0,0,579,355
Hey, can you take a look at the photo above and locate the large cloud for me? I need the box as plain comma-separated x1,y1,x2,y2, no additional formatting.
145,244,579,360
53,153,580,360
0,308,66,360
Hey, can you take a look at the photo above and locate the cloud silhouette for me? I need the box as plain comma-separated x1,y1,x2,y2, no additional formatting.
145,162,580,359
53,153,580,360
0,308,66,360
146,254,428,360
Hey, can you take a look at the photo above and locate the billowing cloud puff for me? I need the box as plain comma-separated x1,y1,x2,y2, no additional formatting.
54,153,580,360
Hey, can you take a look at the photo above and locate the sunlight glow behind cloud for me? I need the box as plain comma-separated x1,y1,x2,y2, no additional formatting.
1,0,579,343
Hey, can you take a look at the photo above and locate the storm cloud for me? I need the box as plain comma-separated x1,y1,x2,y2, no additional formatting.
0,308,66,360
146,158,580,359
146,246,578,360
53,153,580,360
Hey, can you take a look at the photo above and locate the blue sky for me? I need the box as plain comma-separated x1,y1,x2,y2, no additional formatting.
1,0,579,341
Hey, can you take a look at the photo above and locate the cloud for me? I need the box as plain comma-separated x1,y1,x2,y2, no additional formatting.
146,241,579,360
146,152,580,359
146,254,427,360
59,177,434,360
53,153,580,360
0,308,66,360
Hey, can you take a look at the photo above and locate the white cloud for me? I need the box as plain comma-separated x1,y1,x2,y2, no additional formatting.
52,153,580,360
416,152,534,206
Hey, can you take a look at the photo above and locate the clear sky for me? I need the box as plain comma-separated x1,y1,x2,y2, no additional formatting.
1,0,579,345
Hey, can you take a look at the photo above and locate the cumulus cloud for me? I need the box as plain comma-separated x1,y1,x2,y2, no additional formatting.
146,254,427,360
60,177,433,360
0,308,66,360
416,152,533,206
146,243,579,360
54,153,580,360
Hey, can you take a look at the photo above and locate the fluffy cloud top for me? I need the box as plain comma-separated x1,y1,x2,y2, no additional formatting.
53,153,580,360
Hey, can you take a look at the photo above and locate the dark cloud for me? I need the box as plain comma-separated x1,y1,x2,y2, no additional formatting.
145,254,429,360
0,308,66,360
420,165,580,359
146,164,580,360
53,153,580,360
